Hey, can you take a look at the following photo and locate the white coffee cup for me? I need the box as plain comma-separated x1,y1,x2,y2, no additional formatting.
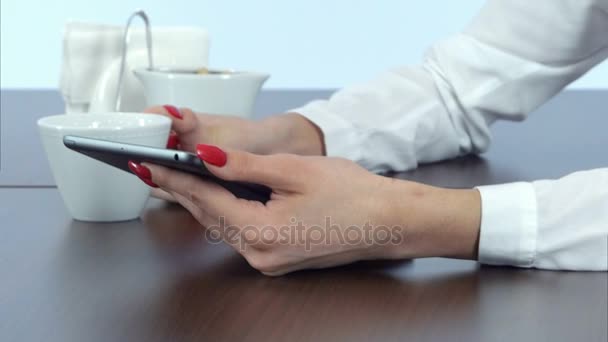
38,112,171,222
133,68,269,117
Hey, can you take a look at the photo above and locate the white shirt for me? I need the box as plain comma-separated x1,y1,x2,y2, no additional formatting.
292,0,608,271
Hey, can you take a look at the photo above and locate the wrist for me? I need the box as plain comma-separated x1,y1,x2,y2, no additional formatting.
379,179,481,260
258,113,325,155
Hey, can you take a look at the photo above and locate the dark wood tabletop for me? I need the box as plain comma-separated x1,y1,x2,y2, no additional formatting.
1,91,607,342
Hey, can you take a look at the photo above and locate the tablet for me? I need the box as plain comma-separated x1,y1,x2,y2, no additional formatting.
63,135,271,203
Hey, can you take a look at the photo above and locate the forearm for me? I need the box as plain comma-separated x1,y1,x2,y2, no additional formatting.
291,0,608,173
380,178,482,261
381,168,608,271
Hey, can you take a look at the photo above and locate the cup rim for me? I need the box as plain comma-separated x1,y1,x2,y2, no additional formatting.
38,112,171,138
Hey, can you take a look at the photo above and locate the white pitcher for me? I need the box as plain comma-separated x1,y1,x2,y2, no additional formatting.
60,19,209,114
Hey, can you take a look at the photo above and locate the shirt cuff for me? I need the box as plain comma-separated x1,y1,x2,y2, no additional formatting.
475,182,538,267
290,101,362,161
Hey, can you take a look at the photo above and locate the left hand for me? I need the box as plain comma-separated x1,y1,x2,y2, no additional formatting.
129,144,481,276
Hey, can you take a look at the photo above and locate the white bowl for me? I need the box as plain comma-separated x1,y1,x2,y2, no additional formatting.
38,112,171,221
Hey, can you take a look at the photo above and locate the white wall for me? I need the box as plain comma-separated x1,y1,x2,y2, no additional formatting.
1,0,606,89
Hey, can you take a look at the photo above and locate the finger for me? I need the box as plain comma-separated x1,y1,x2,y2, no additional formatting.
150,188,177,202
144,105,199,136
166,131,180,149
169,191,256,253
169,191,217,227
196,144,310,191
143,162,266,225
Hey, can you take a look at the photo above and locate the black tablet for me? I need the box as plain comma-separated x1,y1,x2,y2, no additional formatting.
63,135,271,203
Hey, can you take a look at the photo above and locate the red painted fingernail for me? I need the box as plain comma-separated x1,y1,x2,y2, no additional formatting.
163,105,183,119
166,131,180,149
196,144,227,167
128,160,158,188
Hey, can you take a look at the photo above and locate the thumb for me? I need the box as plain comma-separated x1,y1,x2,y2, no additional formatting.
196,144,307,190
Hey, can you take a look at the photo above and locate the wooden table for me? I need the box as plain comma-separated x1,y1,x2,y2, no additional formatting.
1,91,607,341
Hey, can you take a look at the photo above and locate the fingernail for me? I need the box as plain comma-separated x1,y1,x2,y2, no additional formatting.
128,160,158,188
167,132,180,149
163,105,183,119
196,144,227,167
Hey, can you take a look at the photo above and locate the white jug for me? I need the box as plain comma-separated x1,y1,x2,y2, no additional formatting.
60,20,209,114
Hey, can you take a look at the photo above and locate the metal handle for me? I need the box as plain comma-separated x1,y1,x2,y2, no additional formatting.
115,10,154,112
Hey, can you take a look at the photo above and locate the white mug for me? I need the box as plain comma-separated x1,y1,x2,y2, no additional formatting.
38,112,171,222
134,68,269,117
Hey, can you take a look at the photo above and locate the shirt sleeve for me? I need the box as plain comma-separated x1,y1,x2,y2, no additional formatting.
476,168,608,271
291,0,608,173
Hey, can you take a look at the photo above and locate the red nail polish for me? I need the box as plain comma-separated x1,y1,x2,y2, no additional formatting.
128,160,158,188
196,144,227,167
166,132,180,149
163,105,183,119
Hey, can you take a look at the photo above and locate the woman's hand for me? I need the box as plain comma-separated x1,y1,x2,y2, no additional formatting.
144,105,325,156
129,144,482,276
143,105,325,202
